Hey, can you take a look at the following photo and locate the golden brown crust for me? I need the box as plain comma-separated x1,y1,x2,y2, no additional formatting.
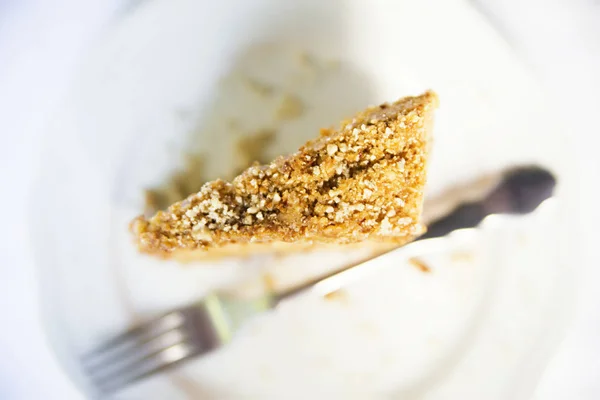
131,91,438,259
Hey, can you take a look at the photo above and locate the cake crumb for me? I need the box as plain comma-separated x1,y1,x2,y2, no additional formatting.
143,152,207,214
235,129,276,174
262,272,276,292
327,144,338,156
275,93,304,121
324,289,348,304
409,257,431,273
398,159,406,172
297,51,317,70
244,77,273,97
451,251,474,263
191,225,212,242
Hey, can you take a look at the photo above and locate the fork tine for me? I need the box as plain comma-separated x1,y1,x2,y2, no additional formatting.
85,328,189,381
82,296,241,394
82,311,185,366
96,342,201,394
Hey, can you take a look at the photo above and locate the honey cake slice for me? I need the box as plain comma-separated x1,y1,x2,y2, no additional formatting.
131,91,438,260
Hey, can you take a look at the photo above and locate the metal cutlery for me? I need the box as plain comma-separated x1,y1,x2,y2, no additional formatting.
82,165,556,395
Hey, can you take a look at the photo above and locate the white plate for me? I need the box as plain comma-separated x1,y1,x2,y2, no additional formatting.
32,0,576,398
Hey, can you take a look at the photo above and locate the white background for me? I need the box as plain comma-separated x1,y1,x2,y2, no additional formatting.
0,0,598,398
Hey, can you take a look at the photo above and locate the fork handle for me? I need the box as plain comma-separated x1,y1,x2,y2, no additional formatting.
271,203,481,304
272,166,555,305
271,248,392,305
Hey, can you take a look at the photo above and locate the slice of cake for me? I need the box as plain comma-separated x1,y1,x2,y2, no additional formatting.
132,91,438,260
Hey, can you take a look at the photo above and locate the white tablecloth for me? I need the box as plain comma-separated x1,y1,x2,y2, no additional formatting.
0,0,598,398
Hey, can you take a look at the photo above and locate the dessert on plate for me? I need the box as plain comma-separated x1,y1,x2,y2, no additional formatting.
131,91,438,260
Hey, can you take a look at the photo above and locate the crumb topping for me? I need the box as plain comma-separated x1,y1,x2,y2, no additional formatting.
132,91,438,257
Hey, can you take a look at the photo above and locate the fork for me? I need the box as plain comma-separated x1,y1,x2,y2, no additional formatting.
82,166,555,395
